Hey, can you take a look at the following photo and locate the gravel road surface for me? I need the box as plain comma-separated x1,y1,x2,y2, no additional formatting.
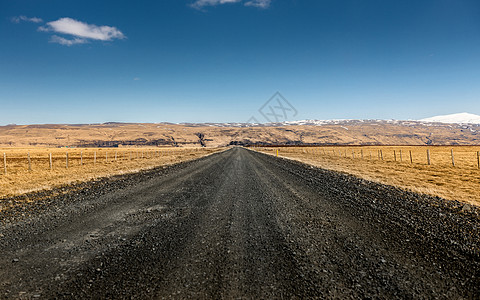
0,147,479,299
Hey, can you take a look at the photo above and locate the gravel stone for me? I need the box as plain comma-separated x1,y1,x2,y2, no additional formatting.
0,148,478,299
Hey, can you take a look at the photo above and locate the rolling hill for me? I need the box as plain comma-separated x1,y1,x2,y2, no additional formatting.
1,117,480,147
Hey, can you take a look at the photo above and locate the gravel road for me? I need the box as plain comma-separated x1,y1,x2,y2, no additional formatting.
0,147,479,299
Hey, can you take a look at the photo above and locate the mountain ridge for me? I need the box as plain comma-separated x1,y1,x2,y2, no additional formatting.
419,112,480,124
1,118,479,147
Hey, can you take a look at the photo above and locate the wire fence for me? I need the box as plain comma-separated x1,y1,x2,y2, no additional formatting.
1,148,209,175
252,146,480,169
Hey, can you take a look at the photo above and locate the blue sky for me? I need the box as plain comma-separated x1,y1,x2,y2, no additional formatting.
1,0,480,124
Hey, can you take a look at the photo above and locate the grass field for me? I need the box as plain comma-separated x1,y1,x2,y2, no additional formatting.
255,146,480,206
0,147,224,201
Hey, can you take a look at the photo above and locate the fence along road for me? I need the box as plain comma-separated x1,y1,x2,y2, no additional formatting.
0,147,478,298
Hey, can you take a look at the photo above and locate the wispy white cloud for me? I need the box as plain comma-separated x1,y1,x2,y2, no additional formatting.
39,18,125,42
11,15,43,23
191,0,240,9
49,35,88,46
245,0,271,8
133,77,141,81
191,0,270,9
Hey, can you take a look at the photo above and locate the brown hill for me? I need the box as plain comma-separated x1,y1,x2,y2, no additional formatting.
0,120,479,148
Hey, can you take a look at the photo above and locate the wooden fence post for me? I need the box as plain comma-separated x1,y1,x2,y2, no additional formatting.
115,150,117,161
399,150,402,162
380,150,383,160
352,150,355,159
427,149,431,165
49,153,52,170
451,149,455,167
361,149,363,159
28,152,32,171
477,151,479,169
80,151,83,166
66,151,69,169
3,153,6,175
94,151,97,165
410,150,413,164
106,151,108,163
394,150,397,162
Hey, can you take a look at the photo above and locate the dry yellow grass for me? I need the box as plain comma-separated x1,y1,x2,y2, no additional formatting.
256,146,480,206
0,147,224,200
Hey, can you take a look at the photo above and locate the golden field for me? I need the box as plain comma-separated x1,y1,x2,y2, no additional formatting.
0,147,224,201
255,146,480,206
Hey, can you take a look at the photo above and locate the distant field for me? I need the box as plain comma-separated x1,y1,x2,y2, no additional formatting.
3,145,480,208
255,146,480,206
0,147,223,202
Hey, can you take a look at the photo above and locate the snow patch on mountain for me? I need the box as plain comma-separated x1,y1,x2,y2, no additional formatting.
419,113,480,124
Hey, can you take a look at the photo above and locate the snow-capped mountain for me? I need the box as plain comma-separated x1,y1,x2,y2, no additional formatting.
180,113,480,127
419,113,480,124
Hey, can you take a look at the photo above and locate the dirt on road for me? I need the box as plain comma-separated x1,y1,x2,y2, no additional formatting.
0,147,479,299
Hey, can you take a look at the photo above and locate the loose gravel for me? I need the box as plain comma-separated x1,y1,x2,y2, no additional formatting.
0,147,478,299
